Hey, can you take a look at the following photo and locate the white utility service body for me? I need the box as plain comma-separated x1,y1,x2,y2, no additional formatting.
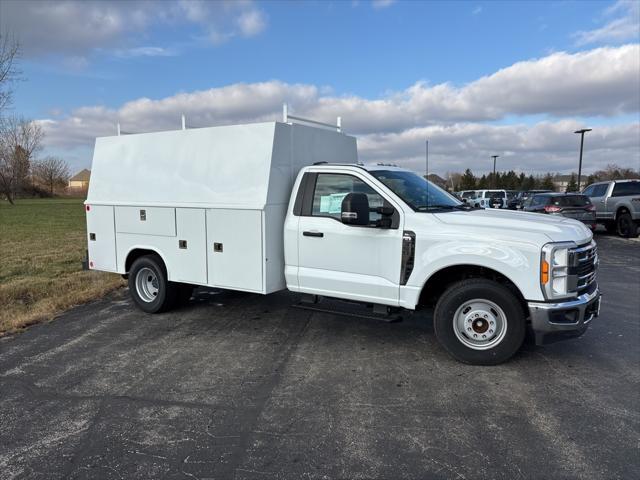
86,118,600,365
86,121,356,294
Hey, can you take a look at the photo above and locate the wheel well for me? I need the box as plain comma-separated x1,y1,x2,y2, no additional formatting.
616,206,630,219
125,248,163,273
418,265,527,311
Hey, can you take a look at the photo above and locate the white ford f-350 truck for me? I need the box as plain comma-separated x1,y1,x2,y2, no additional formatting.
85,116,600,365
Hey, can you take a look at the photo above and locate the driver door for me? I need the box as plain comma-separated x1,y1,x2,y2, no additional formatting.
297,172,404,306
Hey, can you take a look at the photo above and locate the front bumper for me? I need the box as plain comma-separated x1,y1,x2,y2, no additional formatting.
528,286,601,345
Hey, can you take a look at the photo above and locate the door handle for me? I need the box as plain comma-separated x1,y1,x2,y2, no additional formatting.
303,231,324,238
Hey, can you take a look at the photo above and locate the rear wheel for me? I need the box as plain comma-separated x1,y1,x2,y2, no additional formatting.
617,212,638,238
434,279,526,365
128,255,176,313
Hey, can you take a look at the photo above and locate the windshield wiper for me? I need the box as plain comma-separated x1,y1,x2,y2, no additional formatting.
416,204,472,211
416,204,466,211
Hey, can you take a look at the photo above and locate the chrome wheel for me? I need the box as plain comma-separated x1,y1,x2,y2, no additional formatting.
453,298,508,350
135,267,159,303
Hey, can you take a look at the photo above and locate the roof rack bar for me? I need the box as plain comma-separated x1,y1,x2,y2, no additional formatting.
282,103,342,132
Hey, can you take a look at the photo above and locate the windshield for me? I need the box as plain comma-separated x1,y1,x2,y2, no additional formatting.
461,191,476,199
369,170,462,210
551,195,591,207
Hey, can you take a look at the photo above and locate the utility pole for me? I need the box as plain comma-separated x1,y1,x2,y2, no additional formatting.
574,128,592,191
425,139,429,206
491,155,499,188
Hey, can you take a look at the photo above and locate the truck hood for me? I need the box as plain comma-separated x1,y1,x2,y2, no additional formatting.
433,208,593,245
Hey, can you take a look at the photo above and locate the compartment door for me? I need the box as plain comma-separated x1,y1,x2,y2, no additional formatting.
86,205,117,272
207,209,263,292
173,208,207,284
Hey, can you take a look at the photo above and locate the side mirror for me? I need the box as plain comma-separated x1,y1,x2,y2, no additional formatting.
376,217,393,228
375,205,395,216
341,192,370,225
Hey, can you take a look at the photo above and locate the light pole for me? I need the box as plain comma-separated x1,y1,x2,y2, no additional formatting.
491,155,499,188
574,128,591,191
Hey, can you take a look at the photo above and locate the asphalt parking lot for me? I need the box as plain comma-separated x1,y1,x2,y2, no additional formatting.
1,232,638,480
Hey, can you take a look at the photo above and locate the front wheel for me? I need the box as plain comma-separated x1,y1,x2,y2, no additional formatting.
434,279,526,365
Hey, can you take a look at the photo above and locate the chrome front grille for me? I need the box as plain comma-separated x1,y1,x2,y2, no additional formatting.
570,242,598,293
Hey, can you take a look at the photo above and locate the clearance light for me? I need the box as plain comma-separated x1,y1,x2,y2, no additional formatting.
541,260,549,285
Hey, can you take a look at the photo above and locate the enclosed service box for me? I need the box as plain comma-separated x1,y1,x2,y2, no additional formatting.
86,121,357,294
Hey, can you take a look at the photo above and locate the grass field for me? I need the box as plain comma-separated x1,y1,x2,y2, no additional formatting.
0,198,124,335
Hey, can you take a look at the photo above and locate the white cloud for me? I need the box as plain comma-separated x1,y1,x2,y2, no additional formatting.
573,0,640,46
472,6,483,16
237,9,267,37
372,0,396,9
0,0,267,59
358,121,640,175
113,47,179,58
35,45,640,175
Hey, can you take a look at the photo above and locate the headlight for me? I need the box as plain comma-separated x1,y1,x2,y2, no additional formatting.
541,242,577,300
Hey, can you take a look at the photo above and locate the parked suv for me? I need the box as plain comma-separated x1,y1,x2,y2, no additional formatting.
523,193,596,229
508,190,552,210
582,180,640,238
472,190,508,209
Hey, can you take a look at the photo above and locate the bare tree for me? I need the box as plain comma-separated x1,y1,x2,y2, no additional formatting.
447,171,462,191
0,33,20,116
0,116,44,204
33,156,70,195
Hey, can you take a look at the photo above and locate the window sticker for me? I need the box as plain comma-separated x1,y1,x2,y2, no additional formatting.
319,193,348,214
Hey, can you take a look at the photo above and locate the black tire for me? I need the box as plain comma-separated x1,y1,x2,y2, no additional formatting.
433,279,526,365
616,212,639,238
128,254,176,313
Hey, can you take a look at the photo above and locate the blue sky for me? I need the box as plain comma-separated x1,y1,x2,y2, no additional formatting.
2,0,639,175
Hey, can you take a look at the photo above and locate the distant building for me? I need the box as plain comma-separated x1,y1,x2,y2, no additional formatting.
68,169,91,191
553,174,575,192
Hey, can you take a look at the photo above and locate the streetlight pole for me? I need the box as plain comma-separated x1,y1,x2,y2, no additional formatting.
491,155,499,188
574,128,592,191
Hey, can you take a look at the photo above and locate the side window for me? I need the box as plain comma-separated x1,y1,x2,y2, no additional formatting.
311,173,384,225
582,185,595,196
612,182,640,197
592,184,609,197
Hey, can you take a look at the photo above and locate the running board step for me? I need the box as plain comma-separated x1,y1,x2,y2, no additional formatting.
292,297,402,323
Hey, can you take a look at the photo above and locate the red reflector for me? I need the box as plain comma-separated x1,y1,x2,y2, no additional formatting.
89,261,94,268
86,205,90,211
586,204,595,211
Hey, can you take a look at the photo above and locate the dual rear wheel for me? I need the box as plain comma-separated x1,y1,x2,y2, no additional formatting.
128,254,193,313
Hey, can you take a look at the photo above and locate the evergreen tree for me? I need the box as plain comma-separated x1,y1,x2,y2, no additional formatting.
518,172,527,190
523,175,536,191
459,168,476,190
565,173,578,193
540,173,555,191
478,174,488,189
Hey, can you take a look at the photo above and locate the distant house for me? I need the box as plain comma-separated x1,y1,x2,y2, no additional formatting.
553,174,575,192
68,169,91,191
